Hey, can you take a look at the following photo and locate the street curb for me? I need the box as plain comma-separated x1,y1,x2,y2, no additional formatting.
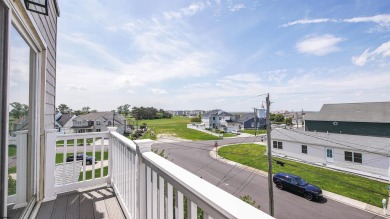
210,145,389,218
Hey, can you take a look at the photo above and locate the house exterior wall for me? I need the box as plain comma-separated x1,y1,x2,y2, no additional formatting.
30,2,59,130
305,120,390,137
272,140,389,177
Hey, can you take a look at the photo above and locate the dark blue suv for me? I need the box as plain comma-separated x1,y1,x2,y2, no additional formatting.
273,172,322,201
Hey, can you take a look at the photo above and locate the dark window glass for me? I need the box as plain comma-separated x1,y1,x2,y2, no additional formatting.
277,142,283,149
302,145,307,154
273,141,277,148
354,153,362,163
345,151,353,162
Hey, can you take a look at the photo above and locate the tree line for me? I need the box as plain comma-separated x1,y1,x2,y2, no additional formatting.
56,103,172,120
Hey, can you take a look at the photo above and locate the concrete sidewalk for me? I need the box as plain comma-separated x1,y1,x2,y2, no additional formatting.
210,146,390,218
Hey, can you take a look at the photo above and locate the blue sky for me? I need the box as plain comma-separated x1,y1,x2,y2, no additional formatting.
56,0,390,112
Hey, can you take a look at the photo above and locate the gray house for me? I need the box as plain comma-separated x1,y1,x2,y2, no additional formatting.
72,112,127,134
238,113,266,130
201,109,238,130
305,102,390,137
271,128,390,179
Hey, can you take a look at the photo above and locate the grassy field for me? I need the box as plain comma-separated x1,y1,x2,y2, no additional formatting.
137,117,221,141
218,143,389,208
56,139,95,146
241,129,267,135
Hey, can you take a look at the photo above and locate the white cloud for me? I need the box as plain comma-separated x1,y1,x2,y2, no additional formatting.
65,84,87,91
229,4,246,12
352,41,390,66
282,14,390,31
282,18,335,27
296,34,344,56
164,1,211,20
150,88,168,94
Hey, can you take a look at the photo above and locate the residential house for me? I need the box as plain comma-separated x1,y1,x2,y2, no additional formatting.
9,116,28,136
271,128,390,180
238,113,266,130
304,102,390,137
71,112,127,134
202,109,238,130
55,112,76,134
0,1,272,218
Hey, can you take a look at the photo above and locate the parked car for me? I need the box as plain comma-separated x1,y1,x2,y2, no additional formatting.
66,154,95,165
273,172,322,201
231,130,240,135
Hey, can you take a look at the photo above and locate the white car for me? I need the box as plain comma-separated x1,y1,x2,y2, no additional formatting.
231,130,240,135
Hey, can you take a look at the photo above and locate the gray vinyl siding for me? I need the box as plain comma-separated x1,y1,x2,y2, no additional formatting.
31,1,58,129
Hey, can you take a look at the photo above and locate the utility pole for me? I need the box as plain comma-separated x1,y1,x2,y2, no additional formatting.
253,107,258,136
266,93,274,216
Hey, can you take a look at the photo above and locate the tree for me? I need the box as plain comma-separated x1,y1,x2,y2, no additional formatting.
117,104,131,117
82,106,90,114
285,117,293,126
57,104,70,114
9,102,28,119
274,114,285,123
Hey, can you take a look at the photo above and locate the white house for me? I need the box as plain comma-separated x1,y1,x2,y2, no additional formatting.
55,113,76,134
271,128,390,180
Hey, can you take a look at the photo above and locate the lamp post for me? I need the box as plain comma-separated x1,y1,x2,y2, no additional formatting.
24,0,49,15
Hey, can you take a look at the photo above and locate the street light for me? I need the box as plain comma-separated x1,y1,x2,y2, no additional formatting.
24,0,49,15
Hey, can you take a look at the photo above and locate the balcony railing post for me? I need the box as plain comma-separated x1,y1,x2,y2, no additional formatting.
43,129,57,202
13,130,28,208
107,127,117,186
134,139,153,219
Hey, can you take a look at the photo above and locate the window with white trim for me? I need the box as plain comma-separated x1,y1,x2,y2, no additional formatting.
273,141,283,149
344,151,362,164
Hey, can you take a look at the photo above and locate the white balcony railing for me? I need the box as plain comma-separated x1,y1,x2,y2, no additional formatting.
44,128,273,219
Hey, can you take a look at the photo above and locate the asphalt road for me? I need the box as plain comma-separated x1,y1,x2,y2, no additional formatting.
153,136,385,219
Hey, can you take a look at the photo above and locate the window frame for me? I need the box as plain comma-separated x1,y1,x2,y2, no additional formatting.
301,145,307,154
344,151,362,164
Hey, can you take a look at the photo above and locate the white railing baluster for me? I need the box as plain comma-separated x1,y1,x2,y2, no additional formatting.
72,138,77,183
62,140,67,185
188,200,197,219
175,190,184,219
92,137,96,180
167,183,173,219
152,171,158,219
101,137,104,177
14,130,28,208
83,138,86,181
158,176,165,219
146,166,152,219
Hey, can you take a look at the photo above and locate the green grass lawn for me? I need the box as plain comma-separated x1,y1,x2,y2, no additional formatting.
79,166,108,181
241,129,267,135
8,145,16,157
218,143,389,208
56,139,95,146
56,151,108,164
137,116,220,141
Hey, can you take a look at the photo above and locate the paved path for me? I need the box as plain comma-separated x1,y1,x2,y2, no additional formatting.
153,136,386,219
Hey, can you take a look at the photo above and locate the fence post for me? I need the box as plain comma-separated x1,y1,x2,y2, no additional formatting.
134,139,153,219
107,127,117,186
43,129,57,202
13,130,28,208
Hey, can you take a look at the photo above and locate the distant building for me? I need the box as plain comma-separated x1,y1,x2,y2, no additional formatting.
72,112,127,134
55,112,77,134
304,102,390,137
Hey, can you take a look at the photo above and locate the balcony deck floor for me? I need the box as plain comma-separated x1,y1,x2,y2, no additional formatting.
36,185,125,219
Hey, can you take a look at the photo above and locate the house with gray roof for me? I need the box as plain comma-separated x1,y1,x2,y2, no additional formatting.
55,112,76,134
271,128,390,179
238,113,266,130
72,112,127,134
304,102,390,137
